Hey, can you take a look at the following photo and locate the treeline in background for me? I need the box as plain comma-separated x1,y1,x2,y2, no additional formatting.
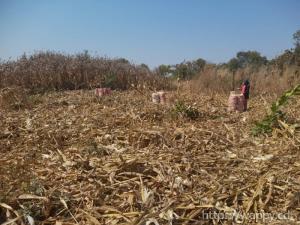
0,30,299,95
156,30,300,95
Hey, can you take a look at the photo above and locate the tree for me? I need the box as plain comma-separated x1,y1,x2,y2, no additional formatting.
271,50,294,70
140,63,150,70
228,58,240,71
173,58,206,80
236,51,268,68
117,58,129,64
195,58,206,71
157,64,171,77
293,30,300,65
293,30,300,47
175,63,189,80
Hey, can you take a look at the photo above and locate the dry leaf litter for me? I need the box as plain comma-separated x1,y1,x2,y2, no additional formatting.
0,89,300,225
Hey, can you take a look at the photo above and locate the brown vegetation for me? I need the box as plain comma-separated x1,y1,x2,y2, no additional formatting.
0,51,171,93
191,64,300,96
0,86,29,110
0,88,299,224
0,30,300,225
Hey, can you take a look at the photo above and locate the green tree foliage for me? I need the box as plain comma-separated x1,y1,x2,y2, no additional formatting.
195,58,206,69
117,58,130,64
156,58,206,80
175,63,189,79
227,50,267,69
140,63,150,71
227,51,267,89
293,30,300,65
293,30,300,46
270,50,294,71
157,64,171,77
236,51,268,68
227,58,240,72
227,51,267,71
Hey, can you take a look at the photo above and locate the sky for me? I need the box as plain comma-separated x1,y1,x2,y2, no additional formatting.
0,0,300,68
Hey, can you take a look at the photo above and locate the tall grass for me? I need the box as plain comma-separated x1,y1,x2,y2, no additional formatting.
190,64,300,96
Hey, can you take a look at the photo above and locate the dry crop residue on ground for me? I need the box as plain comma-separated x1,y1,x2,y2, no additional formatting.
0,90,300,225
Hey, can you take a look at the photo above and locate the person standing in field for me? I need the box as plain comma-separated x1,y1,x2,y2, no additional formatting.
241,79,250,111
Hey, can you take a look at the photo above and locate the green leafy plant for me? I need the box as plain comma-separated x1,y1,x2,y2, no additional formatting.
171,101,200,120
104,72,118,89
252,84,300,135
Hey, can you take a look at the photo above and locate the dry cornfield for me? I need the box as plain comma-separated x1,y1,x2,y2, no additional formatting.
0,52,171,93
0,88,300,225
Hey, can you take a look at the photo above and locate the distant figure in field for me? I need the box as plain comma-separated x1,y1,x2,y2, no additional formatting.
241,79,250,111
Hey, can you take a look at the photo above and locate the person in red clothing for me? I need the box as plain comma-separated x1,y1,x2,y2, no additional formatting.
241,79,250,111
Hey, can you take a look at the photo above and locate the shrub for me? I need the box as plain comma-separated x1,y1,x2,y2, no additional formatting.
252,84,300,136
171,101,200,120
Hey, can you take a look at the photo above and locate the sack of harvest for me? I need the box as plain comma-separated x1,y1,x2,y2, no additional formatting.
95,88,111,97
104,88,112,95
228,91,245,112
95,88,103,97
152,92,161,103
152,91,167,104
158,91,167,104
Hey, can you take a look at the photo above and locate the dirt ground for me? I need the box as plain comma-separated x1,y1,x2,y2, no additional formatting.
0,89,299,224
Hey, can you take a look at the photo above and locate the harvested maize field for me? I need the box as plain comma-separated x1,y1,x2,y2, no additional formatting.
0,89,300,225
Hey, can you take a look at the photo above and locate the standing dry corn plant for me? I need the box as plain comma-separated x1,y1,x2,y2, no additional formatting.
0,51,172,93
